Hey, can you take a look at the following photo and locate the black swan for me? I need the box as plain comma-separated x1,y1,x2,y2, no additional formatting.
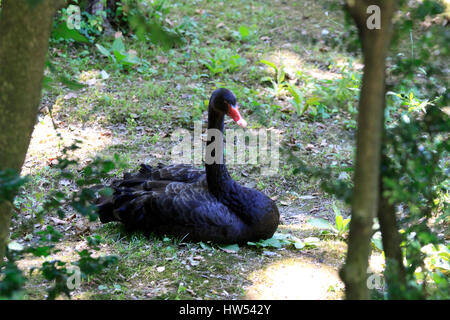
97,88,279,243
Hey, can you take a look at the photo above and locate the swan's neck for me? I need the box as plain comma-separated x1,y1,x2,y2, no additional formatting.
205,109,232,197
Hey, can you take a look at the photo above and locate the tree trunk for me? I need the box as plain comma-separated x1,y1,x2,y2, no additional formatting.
0,0,64,262
339,0,396,299
378,158,407,297
85,0,115,35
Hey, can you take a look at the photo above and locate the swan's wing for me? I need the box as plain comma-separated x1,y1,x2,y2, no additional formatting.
98,177,246,243
108,163,205,191
148,182,246,242
139,163,205,183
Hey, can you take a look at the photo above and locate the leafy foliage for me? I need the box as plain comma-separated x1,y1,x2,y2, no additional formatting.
248,233,319,250
96,36,141,70
382,105,449,299
259,60,287,97
0,142,123,299
114,0,181,48
0,170,28,204
260,60,360,124
290,0,449,299
377,0,449,299
52,21,90,43
52,0,182,49
42,59,86,91
232,25,257,43
308,203,350,238
200,48,247,76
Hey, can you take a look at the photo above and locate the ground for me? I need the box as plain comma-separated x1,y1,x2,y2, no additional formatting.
10,0,394,300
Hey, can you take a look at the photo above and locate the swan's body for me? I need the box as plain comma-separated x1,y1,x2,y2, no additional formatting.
97,89,279,243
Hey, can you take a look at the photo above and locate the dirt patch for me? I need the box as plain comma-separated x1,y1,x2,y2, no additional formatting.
22,113,122,174
245,256,343,300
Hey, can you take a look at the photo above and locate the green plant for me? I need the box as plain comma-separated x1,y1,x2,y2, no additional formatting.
42,59,86,92
199,48,247,76
286,83,323,117
385,90,437,125
286,83,305,116
232,25,257,43
248,233,319,250
96,36,141,70
308,203,351,238
382,105,449,299
284,65,361,123
115,0,170,28
259,60,287,97
0,142,124,299
372,1,449,298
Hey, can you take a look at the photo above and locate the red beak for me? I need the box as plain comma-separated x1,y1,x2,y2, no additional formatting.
227,104,247,128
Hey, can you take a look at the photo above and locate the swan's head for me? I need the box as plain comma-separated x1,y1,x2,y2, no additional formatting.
211,88,247,128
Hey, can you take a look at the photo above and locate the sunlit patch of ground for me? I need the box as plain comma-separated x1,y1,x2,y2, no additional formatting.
369,251,386,274
22,113,122,175
244,247,385,300
245,257,344,300
263,49,304,78
263,49,343,82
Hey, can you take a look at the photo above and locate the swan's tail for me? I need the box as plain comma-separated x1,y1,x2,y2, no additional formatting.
96,164,160,228
97,186,153,232
96,194,117,223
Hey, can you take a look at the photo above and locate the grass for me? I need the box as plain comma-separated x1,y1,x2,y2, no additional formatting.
13,0,447,300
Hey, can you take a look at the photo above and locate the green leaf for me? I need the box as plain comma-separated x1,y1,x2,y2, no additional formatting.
112,37,126,53
27,246,52,257
272,233,289,240
199,242,213,250
239,25,250,39
305,96,321,106
121,54,141,66
371,233,383,251
217,243,240,253
308,218,334,231
129,13,181,49
335,214,343,231
99,187,113,198
287,83,300,101
278,69,286,83
0,169,28,203
342,218,351,231
259,59,278,72
52,22,89,43
294,241,305,249
42,75,54,90
260,76,274,83
303,237,320,248
113,50,127,63
58,76,85,90
96,44,112,58
260,238,282,248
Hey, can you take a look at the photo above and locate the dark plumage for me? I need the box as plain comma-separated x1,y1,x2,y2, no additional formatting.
97,88,279,243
